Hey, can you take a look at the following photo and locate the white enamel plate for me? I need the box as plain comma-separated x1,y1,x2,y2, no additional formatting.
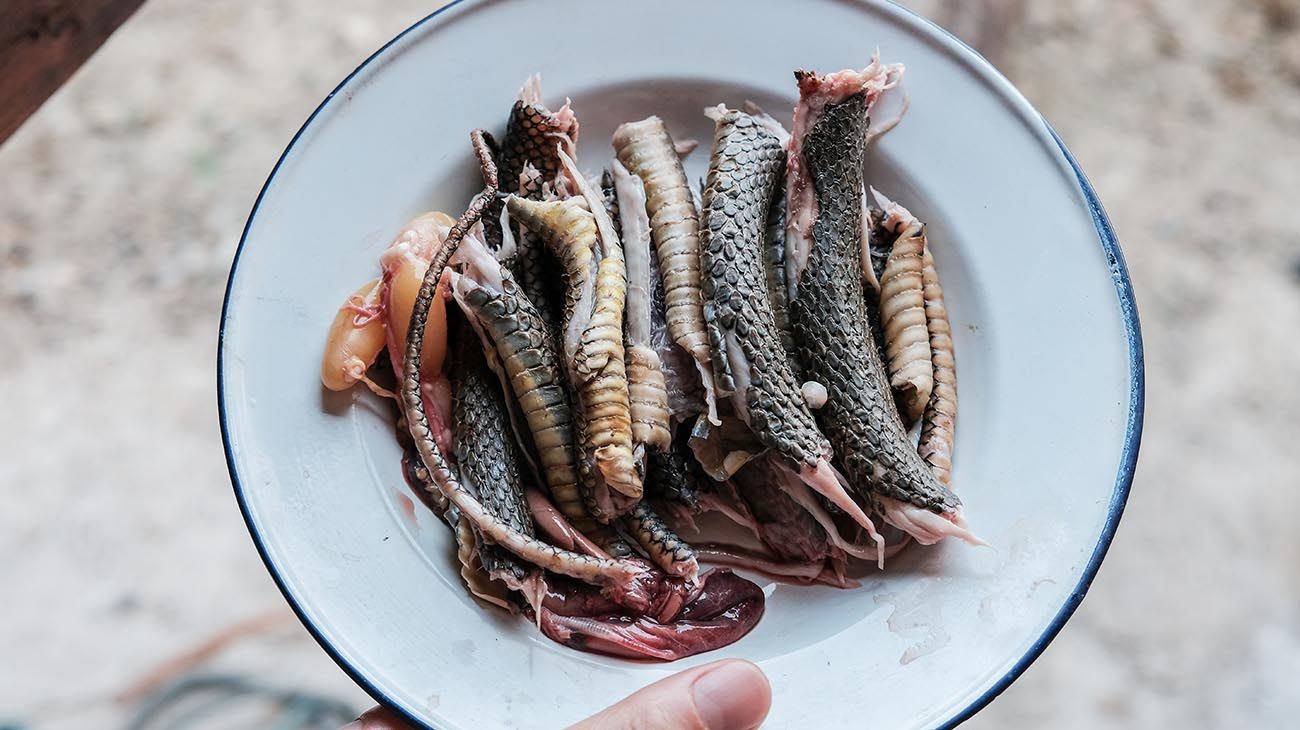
220,1,1143,727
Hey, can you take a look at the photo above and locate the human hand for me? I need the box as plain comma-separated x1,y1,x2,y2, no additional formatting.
343,658,771,729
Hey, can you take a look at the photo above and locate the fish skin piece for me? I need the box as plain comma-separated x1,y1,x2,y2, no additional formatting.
622,501,699,581
506,195,643,521
787,89,971,534
918,243,957,485
871,189,933,426
613,117,719,423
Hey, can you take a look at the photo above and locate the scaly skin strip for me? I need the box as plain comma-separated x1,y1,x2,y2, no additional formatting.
505,196,597,365
785,79,979,547
699,105,880,538
622,502,699,581
645,425,704,509
448,318,536,542
918,243,957,485
399,132,656,609
784,55,903,302
500,74,579,186
612,159,673,451
506,195,643,521
613,117,720,424
448,268,591,535
492,76,577,325
871,188,933,426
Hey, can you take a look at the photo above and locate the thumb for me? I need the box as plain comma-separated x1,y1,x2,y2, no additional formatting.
567,659,771,730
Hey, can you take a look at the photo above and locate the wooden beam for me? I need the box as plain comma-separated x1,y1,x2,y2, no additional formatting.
0,0,147,145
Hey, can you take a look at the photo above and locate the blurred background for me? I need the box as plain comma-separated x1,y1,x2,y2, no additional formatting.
2,0,1298,727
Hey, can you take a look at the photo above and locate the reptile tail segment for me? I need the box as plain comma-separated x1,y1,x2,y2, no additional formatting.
491,75,578,326
507,179,643,523
447,316,546,611
869,188,933,426
613,116,721,425
784,60,982,547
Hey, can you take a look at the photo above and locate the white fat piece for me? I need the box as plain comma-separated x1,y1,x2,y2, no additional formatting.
448,231,504,293
612,159,653,345
496,204,518,262
557,148,621,258
723,330,753,421
859,189,880,293
801,381,828,409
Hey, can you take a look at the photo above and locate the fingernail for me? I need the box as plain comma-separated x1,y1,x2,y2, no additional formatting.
692,661,771,730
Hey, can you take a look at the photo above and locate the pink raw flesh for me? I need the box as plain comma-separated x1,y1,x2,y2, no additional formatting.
523,487,612,559
877,495,986,547
694,543,858,589
535,569,764,661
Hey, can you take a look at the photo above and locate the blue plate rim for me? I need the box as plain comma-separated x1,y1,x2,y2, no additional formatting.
217,1,1144,727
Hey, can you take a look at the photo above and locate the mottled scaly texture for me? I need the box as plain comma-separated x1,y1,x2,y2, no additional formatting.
400,137,654,608
646,427,704,509
506,196,642,521
700,108,830,472
789,94,960,515
763,185,799,373
499,100,574,188
455,270,593,532
448,323,535,586
918,244,957,485
613,118,711,369
495,92,576,328
622,502,698,580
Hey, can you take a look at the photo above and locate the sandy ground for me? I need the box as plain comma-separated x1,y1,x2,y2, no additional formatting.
2,1,1298,727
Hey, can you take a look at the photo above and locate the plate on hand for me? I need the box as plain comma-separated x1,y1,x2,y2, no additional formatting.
219,0,1143,727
